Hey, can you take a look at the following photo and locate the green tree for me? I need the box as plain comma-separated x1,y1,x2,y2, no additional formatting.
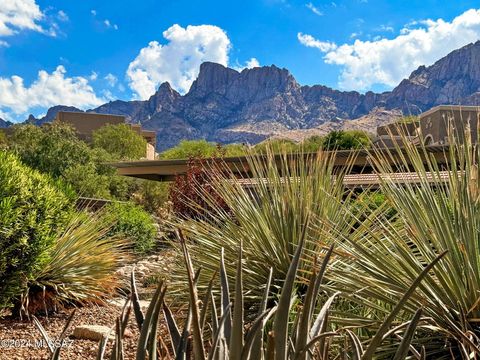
160,140,247,160
9,123,93,178
322,130,371,150
222,143,248,157
92,123,147,160
160,139,219,159
301,135,324,152
253,138,298,154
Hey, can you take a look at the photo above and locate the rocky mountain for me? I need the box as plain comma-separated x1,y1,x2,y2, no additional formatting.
25,40,480,150
29,105,84,125
0,118,12,128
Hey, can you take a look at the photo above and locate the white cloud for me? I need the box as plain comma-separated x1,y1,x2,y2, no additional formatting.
104,73,117,87
233,57,261,71
245,57,260,68
306,3,323,16
0,65,104,116
127,24,231,99
0,0,45,36
378,24,394,32
297,32,337,52
103,19,118,30
57,10,68,22
90,9,96,16
299,9,480,90
89,71,98,81
298,8,480,91
0,40,9,47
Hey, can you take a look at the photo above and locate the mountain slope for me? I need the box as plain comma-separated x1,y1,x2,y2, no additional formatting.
26,40,480,150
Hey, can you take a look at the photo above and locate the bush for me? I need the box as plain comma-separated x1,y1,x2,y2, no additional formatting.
133,180,170,215
105,202,157,255
22,211,128,316
92,123,147,160
160,139,219,159
253,138,298,153
9,123,93,178
160,139,246,160
322,130,371,150
169,157,229,220
168,147,350,302
0,152,73,309
301,135,324,152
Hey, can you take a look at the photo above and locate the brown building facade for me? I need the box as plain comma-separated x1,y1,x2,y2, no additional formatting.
419,105,479,145
54,111,156,160
374,105,480,147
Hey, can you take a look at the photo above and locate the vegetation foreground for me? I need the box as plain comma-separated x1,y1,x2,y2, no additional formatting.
1,123,480,359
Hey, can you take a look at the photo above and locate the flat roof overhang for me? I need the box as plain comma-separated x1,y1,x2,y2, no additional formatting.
110,145,451,182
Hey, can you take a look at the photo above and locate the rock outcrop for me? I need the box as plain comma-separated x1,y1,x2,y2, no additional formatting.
24,41,480,150
0,118,12,128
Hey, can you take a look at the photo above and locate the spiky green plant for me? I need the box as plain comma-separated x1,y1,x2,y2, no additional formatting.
35,226,441,359
20,211,128,316
167,146,354,302
324,124,480,358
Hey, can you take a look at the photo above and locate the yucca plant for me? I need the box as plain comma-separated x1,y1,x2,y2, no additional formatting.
324,124,480,358
34,224,443,359
167,146,354,303
85,228,440,360
19,211,128,316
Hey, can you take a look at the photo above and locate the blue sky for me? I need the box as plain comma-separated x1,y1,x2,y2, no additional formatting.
1,0,480,121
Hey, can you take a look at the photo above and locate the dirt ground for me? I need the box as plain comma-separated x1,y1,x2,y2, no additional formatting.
0,301,170,360
0,250,177,360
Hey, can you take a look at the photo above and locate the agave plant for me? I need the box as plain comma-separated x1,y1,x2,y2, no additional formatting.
167,145,355,303
324,124,480,358
85,227,439,360
20,211,128,317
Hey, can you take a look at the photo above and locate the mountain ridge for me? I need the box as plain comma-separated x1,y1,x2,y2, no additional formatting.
25,40,480,150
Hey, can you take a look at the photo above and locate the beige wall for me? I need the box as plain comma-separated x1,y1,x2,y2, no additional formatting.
55,112,125,139
420,106,479,145
55,111,157,159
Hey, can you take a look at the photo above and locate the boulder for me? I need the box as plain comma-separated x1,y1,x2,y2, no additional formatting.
73,325,113,341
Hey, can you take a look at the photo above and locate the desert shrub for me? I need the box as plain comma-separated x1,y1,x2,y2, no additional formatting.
161,139,247,160
92,123,147,160
301,135,324,152
350,190,397,221
0,130,7,149
0,152,73,309
222,143,248,156
21,211,128,316
253,138,298,153
134,179,170,214
168,157,230,220
160,139,219,159
105,202,157,255
62,162,112,199
8,123,139,200
168,147,352,302
9,123,93,178
322,130,371,150
325,130,480,357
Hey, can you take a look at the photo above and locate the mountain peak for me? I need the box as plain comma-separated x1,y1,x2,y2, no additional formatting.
189,62,239,96
25,42,480,150
148,81,180,113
